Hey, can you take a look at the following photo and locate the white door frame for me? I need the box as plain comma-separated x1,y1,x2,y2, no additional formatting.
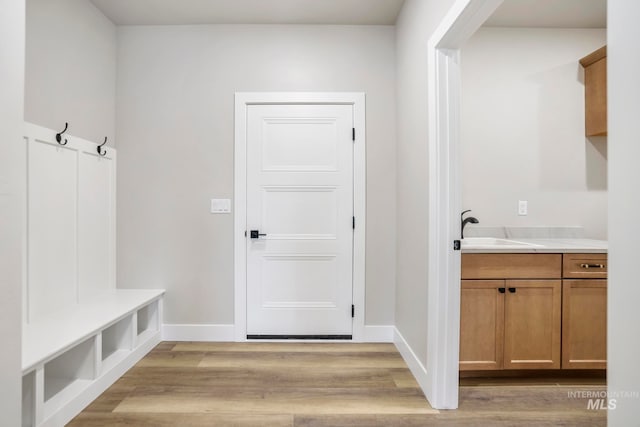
426,0,503,409
234,92,366,342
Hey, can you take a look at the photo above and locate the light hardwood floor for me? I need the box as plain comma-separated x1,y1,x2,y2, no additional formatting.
69,342,606,426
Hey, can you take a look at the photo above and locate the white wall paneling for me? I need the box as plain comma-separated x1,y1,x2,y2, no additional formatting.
27,137,78,321
23,123,116,323
19,123,158,427
78,151,116,300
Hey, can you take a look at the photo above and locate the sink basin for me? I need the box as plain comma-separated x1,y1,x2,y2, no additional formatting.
461,237,542,248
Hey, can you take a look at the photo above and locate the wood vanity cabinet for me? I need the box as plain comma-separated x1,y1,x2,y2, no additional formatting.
460,253,608,372
460,254,562,370
562,254,608,369
580,46,607,137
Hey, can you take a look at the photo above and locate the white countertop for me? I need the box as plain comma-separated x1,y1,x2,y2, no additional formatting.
461,238,608,254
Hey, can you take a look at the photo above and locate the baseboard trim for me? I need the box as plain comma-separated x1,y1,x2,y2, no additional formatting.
363,325,394,342
162,324,235,341
162,324,393,343
394,327,430,394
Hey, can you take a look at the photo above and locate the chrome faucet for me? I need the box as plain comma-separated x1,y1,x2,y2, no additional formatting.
461,210,479,239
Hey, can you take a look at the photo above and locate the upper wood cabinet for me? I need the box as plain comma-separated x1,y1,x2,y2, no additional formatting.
580,46,607,137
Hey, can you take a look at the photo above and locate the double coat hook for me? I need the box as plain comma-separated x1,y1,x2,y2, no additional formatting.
55,122,108,156
55,122,68,146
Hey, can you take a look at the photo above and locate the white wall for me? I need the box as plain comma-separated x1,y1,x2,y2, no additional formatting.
461,27,607,238
608,0,640,424
0,0,25,423
395,0,456,366
25,0,117,143
116,25,397,327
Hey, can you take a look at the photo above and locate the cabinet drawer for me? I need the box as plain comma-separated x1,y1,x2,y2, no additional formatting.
462,254,562,279
563,254,607,279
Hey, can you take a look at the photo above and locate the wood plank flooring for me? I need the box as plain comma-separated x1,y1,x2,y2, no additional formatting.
68,342,606,426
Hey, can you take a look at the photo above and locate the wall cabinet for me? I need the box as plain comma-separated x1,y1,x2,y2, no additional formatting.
580,46,607,137
460,253,606,371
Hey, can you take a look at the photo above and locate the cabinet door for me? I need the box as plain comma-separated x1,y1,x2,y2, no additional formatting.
584,56,607,136
504,280,562,369
459,280,504,370
562,280,607,369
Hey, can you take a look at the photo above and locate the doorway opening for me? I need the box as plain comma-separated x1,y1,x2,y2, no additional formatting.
428,0,608,410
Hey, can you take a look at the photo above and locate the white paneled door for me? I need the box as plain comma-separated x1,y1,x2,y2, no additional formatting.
246,104,354,337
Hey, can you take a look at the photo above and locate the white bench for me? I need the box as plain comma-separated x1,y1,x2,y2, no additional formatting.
22,289,164,427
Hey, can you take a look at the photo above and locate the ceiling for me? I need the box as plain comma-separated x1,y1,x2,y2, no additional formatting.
89,0,406,26
89,0,606,28
485,0,607,28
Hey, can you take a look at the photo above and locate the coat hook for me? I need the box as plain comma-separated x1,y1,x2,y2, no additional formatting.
55,122,68,146
97,137,107,156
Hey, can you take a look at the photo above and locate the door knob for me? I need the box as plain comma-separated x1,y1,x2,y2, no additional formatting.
250,230,267,239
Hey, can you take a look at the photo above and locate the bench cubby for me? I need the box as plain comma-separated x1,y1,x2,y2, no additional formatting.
101,314,134,374
22,290,164,427
136,299,159,344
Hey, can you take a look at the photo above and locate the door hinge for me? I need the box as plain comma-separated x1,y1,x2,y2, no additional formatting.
453,240,461,251
352,216,355,229
352,128,356,141
351,304,355,318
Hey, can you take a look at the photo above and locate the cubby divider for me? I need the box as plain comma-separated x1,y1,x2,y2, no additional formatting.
22,372,36,427
136,299,159,346
101,315,134,374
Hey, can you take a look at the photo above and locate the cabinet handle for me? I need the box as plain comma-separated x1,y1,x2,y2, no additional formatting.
498,288,506,293
508,287,516,293
580,263,605,269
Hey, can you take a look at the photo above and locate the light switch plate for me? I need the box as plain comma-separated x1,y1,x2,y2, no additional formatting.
518,200,528,216
211,198,231,214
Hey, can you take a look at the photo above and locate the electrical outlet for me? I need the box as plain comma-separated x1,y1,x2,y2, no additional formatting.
518,200,528,216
